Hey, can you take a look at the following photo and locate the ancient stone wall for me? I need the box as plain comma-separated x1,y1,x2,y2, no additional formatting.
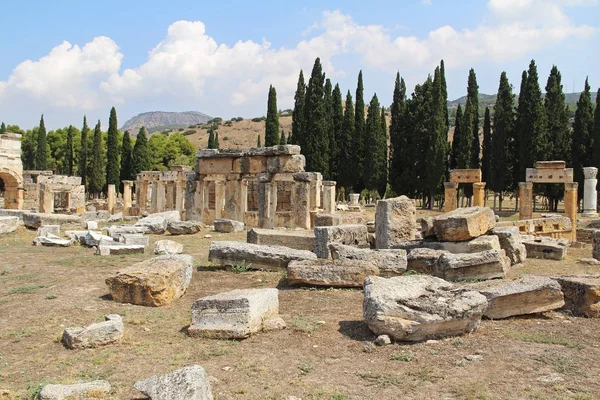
0,133,24,209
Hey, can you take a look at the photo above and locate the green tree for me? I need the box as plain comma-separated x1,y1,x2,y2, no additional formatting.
0,122,6,133
279,130,287,145
512,71,528,192
440,60,450,131
65,125,74,176
215,132,220,149
572,78,595,201
302,57,328,175
265,85,279,146
354,71,366,191
106,107,120,189
338,91,355,193
330,83,343,181
389,73,408,195
323,78,333,179
592,88,600,171
207,125,215,149
363,94,387,197
21,127,38,170
450,105,463,169
465,69,480,170
481,108,492,185
291,70,305,146
35,115,48,170
257,134,261,147
120,130,134,185
79,116,90,188
132,127,152,175
88,121,105,196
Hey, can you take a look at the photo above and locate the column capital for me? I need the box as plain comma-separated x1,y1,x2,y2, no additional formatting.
584,167,598,180
564,182,578,191
444,182,458,189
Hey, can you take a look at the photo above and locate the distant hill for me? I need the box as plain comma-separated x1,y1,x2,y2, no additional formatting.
447,91,597,110
121,111,213,134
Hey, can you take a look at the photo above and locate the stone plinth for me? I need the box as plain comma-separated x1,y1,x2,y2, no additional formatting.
444,182,458,212
473,182,486,207
583,167,598,217
322,181,336,214
519,182,533,220
564,182,578,242
107,184,116,214
349,193,360,210
375,196,417,249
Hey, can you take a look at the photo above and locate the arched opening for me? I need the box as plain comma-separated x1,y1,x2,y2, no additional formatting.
0,170,23,209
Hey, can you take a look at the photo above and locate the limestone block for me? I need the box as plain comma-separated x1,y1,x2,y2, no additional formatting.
62,314,124,349
167,220,203,235
375,196,417,249
96,244,145,256
554,275,600,317
154,239,184,255
0,216,19,235
64,230,90,243
287,259,380,287
189,288,280,339
106,225,149,239
134,365,213,400
121,234,149,247
136,215,168,234
105,255,193,306
363,275,488,342
38,381,111,400
23,212,81,229
86,221,98,230
341,214,366,225
472,276,564,319
432,207,496,242
329,243,407,276
84,231,115,247
593,230,600,260
32,234,72,247
491,226,527,265
213,218,245,233
81,210,111,222
246,228,315,251
406,248,448,274
37,224,60,237
208,241,316,270
434,250,509,281
418,217,436,239
314,213,341,227
314,224,370,259
522,237,568,260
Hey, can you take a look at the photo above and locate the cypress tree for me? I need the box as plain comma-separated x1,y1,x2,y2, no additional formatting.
512,70,528,192
323,79,333,179
465,69,480,170
80,116,89,188
380,106,389,196
440,60,450,131
592,88,600,171
265,85,279,146
207,126,215,149
364,94,387,197
481,108,492,185
89,121,105,196
354,71,366,190
215,132,220,149
120,130,133,185
257,134,261,148
280,130,287,145
389,73,408,195
0,122,6,133
338,91,355,193
287,132,291,144
450,105,463,169
65,125,74,176
106,107,120,189
36,114,48,170
303,57,328,175
132,127,151,175
291,70,305,146
572,78,595,201
490,72,515,209
330,83,343,181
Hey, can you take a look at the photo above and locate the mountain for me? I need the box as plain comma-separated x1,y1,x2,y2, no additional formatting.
447,93,497,108
121,111,213,134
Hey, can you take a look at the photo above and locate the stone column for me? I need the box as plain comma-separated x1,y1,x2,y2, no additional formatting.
39,184,54,213
564,182,578,242
16,187,24,210
583,167,598,217
518,182,533,220
293,180,311,229
322,181,336,214
123,180,133,208
156,181,166,212
107,184,116,214
269,180,278,227
258,180,272,229
214,180,226,219
175,181,185,215
309,177,322,211
240,179,249,225
444,182,458,212
472,182,486,207
165,183,175,210
349,193,360,210
150,181,158,213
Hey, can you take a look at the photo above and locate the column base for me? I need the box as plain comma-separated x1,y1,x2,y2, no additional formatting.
582,211,598,217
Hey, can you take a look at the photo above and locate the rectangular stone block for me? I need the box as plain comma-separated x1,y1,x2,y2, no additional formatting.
62,314,124,349
491,226,527,265
96,244,145,256
433,207,496,242
522,237,568,260
449,169,482,183
23,212,81,229
407,248,448,274
0,216,19,235
106,225,149,239
36,224,60,237
314,213,341,227
287,259,379,287
314,224,370,259
434,249,509,281
208,240,316,270
375,196,417,249
525,167,573,183
122,234,150,247
329,243,407,276
554,275,600,317
246,228,315,251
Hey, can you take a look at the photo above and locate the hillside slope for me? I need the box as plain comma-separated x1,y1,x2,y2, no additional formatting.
122,111,213,134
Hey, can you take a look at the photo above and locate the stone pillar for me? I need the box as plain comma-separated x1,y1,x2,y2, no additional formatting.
165,183,175,210
240,179,249,225
123,180,133,209
156,181,166,212
16,187,24,210
322,181,336,214
472,182,486,207
293,180,311,229
175,181,185,215
349,193,361,211
583,167,598,217
150,181,158,213
269,180,278,228
518,182,533,220
444,182,458,212
258,180,273,229
39,184,54,213
214,180,226,219
136,180,148,211
107,184,116,214
564,182,578,242
309,177,322,211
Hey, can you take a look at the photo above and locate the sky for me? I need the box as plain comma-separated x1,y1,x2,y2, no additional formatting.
0,0,598,130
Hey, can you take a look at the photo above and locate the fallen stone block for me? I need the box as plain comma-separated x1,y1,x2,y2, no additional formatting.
491,226,527,265
81,210,111,222
418,217,436,239
167,220,203,235
189,288,281,339
434,250,509,281
406,248,448,274
375,196,417,249
287,259,380,287
62,314,124,349
0,216,19,235
522,237,568,260
471,276,564,319
154,239,184,255
432,207,496,242
32,234,72,247
96,244,145,256
85,231,115,247
247,228,315,251
314,213,342,227
136,210,180,234
0,209,29,223
314,224,370,259
208,241,316,270
86,221,98,230
105,254,194,306
106,225,149,238
329,243,407,276
64,230,90,243
593,230,600,260
341,214,366,225
134,365,213,400
37,224,60,237
214,218,245,233
121,234,149,247
23,212,81,229
39,380,111,400
554,275,600,317
108,212,123,222
363,275,488,342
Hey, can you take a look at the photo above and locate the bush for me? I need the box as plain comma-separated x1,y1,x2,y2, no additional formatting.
178,128,184,131
183,130,196,136
223,136,229,141
224,121,233,127
235,117,244,122
251,116,266,123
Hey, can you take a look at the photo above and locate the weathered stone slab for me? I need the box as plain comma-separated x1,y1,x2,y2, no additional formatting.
314,213,341,227
209,241,316,270
434,250,509,281
363,275,488,342
154,239,184,255
0,216,19,235
136,211,180,234
23,212,81,229
86,221,98,230
96,244,145,256
522,237,568,260
433,207,496,242
341,214,366,225
62,314,124,349
593,230,600,260
554,275,600,317
213,218,245,233
406,248,448,274
167,220,203,235
471,276,564,319
392,236,499,254
375,196,417,249
85,231,115,247
418,217,436,239
450,169,482,183
314,224,369,259
37,224,60,237
287,259,379,287
189,288,281,339
39,380,111,400
247,228,315,251
105,255,193,306
497,216,572,240
106,225,149,238
32,233,72,247
121,234,149,247
134,365,213,400
329,243,407,276
64,230,90,243
491,226,527,265
81,210,111,222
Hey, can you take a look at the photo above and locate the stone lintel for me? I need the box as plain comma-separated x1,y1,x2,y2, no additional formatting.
535,161,566,169
526,167,573,183
449,169,482,183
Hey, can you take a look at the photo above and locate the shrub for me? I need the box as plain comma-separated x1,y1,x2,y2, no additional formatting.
224,121,233,127
183,130,196,136
232,260,252,273
223,136,230,141
235,117,244,121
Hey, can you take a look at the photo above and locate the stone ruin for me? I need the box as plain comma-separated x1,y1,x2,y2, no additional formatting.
130,166,190,218
0,132,24,209
444,169,485,212
23,170,85,213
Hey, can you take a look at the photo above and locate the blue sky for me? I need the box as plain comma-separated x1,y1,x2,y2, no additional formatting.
0,0,598,130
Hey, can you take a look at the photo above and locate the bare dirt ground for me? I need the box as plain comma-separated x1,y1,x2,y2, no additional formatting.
1,211,600,400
